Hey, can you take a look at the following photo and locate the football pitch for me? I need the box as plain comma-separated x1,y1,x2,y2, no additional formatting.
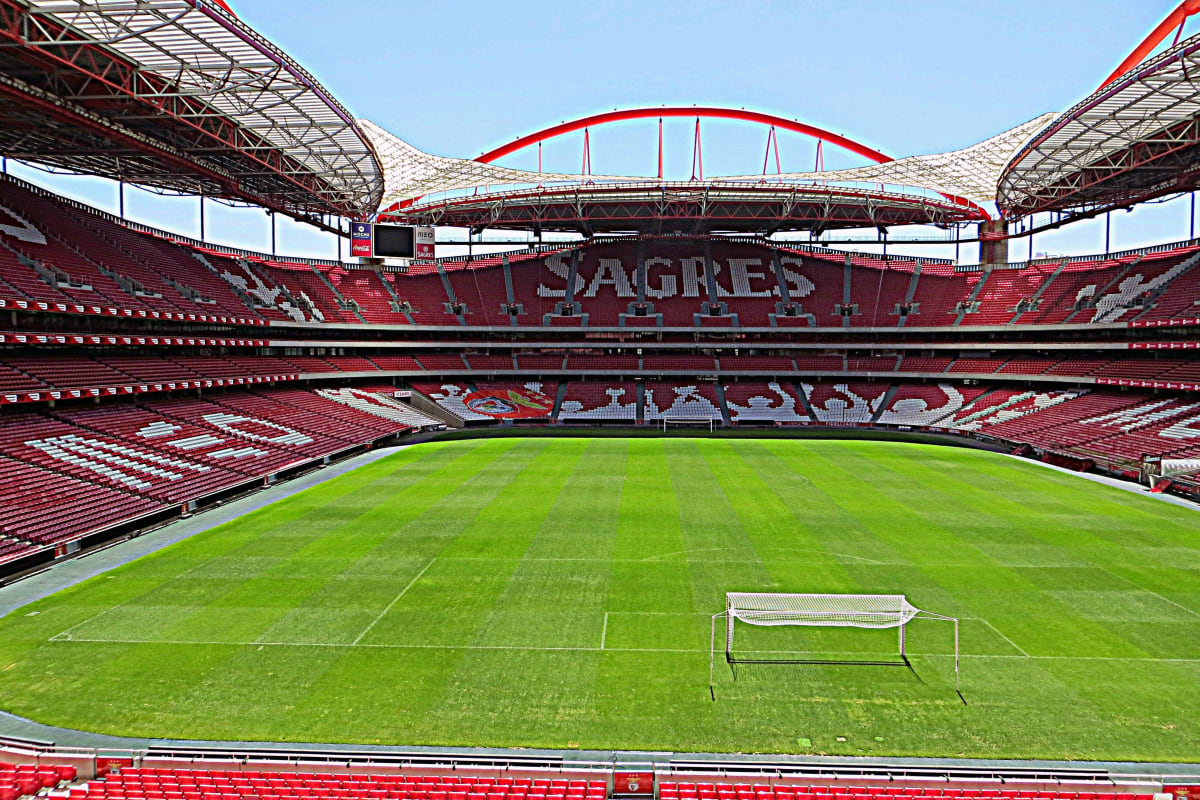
0,437,1198,761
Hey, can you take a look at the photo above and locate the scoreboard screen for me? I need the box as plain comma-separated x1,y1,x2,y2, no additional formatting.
372,224,416,258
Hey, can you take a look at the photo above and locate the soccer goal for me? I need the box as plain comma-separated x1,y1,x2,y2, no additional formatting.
1142,456,1200,490
661,416,715,432
710,592,960,696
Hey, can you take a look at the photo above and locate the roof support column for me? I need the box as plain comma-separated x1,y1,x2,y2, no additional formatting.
979,219,1008,265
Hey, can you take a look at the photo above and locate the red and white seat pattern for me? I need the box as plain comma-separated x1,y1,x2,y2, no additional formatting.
558,382,637,421
643,382,723,421
315,387,444,429
0,387,411,565
803,382,888,424
725,382,809,423
5,173,1200,331
950,390,1081,432
876,384,987,426
410,382,495,421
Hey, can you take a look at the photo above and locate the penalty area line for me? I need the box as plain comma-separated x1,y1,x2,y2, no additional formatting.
351,557,436,646
41,637,1200,663
974,617,1032,658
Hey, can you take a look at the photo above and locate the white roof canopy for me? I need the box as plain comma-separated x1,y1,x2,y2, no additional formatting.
365,115,1056,214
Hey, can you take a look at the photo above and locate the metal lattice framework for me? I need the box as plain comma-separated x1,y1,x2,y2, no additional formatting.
721,115,1056,208
368,108,1055,234
389,181,981,236
998,32,1200,218
0,0,382,218
368,108,1046,213
360,118,631,212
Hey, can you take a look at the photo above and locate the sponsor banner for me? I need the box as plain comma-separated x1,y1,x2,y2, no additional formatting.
462,387,555,419
1165,787,1200,800
613,773,653,796
351,221,373,257
415,226,436,259
95,757,133,777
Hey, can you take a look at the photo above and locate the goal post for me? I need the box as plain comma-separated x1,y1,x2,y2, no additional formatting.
1142,456,1200,489
709,592,959,696
661,416,715,432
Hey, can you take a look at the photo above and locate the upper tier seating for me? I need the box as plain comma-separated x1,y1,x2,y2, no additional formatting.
0,179,258,318
4,174,1200,331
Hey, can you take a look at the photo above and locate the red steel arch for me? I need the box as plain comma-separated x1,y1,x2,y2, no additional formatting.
475,106,893,165
1098,0,1200,91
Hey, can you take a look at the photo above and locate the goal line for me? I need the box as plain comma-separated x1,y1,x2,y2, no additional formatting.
709,592,960,698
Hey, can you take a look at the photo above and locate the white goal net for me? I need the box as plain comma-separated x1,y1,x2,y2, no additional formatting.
1143,456,1200,488
710,592,959,695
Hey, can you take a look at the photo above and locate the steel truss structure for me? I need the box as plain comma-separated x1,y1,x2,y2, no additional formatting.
392,181,977,236
999,32,1200,219
370,108,1057,235
0,0,382,220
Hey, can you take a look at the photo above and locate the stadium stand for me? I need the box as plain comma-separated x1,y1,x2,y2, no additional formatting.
0,760,76,799
5,164,1200,558
65,768,607,800
0,387,411,564
558,382,638,422
724,381,810,423
644,382,724,421
6,175,1200,332
657,783,1157,800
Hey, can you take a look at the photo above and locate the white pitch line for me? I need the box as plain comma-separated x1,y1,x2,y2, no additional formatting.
1141,589,1200,620
51,555,226,642
600,612,608,650
975,617,1032,658
43,637,1200,663
351,558,436,646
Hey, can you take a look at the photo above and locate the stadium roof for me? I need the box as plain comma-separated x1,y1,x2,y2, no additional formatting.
360,119,632,212
389,181,987,236
998,32,1200,218
367,112,1053,216
720,115,1057,209
0,0,383,220
369,110,1061,234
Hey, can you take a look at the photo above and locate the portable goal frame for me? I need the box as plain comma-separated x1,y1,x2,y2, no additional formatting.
710,592,960,697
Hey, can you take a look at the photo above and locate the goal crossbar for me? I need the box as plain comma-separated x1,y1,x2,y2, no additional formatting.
709,592,959,695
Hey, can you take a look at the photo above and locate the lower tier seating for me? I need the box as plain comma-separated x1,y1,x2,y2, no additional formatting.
69,768,606,800
659,783,1154,800
5,374,1198,565
0,387,414,565
0,761,77,800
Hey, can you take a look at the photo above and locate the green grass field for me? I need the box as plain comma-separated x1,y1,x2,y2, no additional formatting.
0,437,1198,761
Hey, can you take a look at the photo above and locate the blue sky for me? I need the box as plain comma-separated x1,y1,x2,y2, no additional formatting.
8,0,1196,261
